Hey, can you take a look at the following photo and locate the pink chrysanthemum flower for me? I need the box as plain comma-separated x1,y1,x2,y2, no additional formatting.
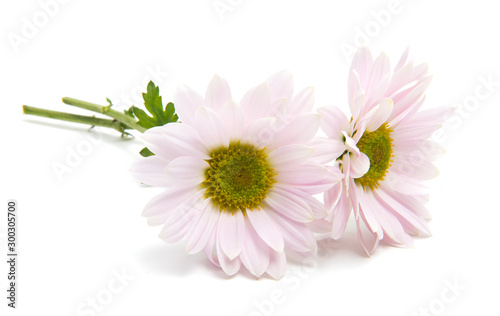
131,71,342,278
317,48,453,254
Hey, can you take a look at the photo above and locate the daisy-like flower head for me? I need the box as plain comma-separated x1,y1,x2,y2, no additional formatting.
317,48,453,254
131,71,342,278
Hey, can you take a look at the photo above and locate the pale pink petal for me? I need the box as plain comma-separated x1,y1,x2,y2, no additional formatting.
349,178,360,219
356,187,383,238
389,76,432,122
216,238,241,276
240,83,271,123
394,47,410,72
269,113,320,149
394,107,454,140
348,70,365,118
362,71,392,115
266,251,287,280
268,211,317,252
341,154,351,186
205,75,232,113
393,139,445,162
165,156,207,188
203,225,219,267
331,188,351,239
288,173,339,195
349,152,370,179
364,98,393,132
288,86,314,115
203,237,219,267
141,124,209,161
194,106,229,148
158,192,205,243
324,181,343,216
266,70,294,102
308,137,345,164
268,144,313,169
174,84,204,125
349,47,373,89
218,211,245,260
389,95,426,128
392,157,439,180
342,131,360,156
308,218,333,240
386,62,414,96
384,171,431,196
411,63,429,82
240,117,276,148
220,99,244,140
246,210,284,252
265,187,314,222
277,185,326,219
130,155,170,187
318,106,351,141
356,214,380,256
185,201,220,254
142,187,197,226
239,219,270,277
375,188,431,236
367,192,411,245
277,162,328,186
365,52,391,97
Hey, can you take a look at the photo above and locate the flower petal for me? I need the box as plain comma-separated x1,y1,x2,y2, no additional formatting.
246,210,284,252
266,70,294,102
174,84,204,125
165,156,207,188
349,152,370,179
158,191,205,243
130,155,170,187
268,211,317,252
269,113,321,149
277,162,328,185
185,201,220,254
241,117,276,148
266,250,286,280
205,75,232,113
308,137,345,164
318,106,350,141
194,106,229,148
240,83,271,123
220,99,244,140
342,131,360,156
216,238,241,276
239,219,270,277
141,187,197,226
288,86,314,115
268,144,314,169
265,186,314,222
218,210,245,260
375,188,431,236
364,98,393,132
141,124,209,161
331,187,351,239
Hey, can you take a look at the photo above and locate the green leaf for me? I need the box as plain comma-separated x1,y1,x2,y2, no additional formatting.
131,106,156,129
139,147,155,157
123,106,135,118
132,81,178,129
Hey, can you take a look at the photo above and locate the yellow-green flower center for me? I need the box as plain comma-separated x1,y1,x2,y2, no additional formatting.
355,123,394,190
201,141,276,213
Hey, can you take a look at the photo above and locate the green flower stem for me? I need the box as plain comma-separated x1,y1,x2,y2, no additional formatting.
62,97,147,133
22,105,131,133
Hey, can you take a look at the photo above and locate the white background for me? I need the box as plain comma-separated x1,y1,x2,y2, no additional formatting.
1,0,499,315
